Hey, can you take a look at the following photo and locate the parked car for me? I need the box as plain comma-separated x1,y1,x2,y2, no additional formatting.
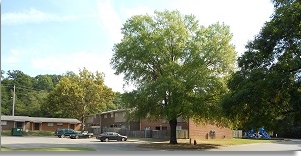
69,132,94,139
96,132,127,142
54,128,79,138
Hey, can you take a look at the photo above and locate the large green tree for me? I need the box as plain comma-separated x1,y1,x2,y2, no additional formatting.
44,68,115,131
110,10,237,144
221,0,301,135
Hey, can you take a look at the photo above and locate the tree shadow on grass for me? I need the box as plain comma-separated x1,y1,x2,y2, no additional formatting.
137,142,221,150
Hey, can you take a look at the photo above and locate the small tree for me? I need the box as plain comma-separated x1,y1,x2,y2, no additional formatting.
45,68,115,132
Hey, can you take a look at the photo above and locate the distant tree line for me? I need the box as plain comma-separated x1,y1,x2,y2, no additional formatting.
1,69,124,120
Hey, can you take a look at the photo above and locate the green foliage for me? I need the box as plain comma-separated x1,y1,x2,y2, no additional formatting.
33,75,54,91
1,130,54,136
44,68,115,131
1,69,120,118
221,0,301,133
111,10,237,143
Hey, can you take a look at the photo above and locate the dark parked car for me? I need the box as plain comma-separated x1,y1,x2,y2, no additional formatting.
54,128,79,138
70,132,93,139
96,132,127,142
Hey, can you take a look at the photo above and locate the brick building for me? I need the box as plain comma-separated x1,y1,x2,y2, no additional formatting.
1,115,81,131
188,119,233,139
86,109,233,139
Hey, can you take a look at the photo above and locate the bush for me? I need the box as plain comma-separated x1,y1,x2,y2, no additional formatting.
1,130,55,136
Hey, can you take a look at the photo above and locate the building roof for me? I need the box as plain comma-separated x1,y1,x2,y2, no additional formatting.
100,109,128,114
1,115,81,124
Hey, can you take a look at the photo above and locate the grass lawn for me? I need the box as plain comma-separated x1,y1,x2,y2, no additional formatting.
1,146,96,151
136,138,282,150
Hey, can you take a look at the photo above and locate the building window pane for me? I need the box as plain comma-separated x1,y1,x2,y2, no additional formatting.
1,121,7,125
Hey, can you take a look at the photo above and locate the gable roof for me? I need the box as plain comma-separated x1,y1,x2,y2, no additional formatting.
1,115,81,124
100,109,128,115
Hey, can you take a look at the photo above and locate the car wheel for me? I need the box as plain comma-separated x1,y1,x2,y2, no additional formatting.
105,138,109,142
75,135,79,139
61,134,65,138
121,138,125,141
58,136,61,138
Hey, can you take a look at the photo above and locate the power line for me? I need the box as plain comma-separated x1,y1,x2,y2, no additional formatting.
1,84,47,92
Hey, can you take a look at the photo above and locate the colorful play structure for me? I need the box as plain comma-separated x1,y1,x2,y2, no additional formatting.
246,126,271,139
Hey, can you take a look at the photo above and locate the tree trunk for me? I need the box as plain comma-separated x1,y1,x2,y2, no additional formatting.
81,116,85,133
169,118,178,144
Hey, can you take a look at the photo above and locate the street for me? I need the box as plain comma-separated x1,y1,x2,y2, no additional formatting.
1,136,153,151
1,136,300,152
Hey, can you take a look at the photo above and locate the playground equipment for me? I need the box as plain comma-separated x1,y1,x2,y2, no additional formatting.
247,128,256,138
259,127,271,139
246,127,271,139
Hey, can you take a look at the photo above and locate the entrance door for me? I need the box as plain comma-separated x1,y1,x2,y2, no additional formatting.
34,123,40,130
16,122,23,128
70,124,75,130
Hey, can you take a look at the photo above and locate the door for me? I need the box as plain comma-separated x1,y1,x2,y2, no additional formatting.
70,124,75,130
34,123,40,130
16,122,23,128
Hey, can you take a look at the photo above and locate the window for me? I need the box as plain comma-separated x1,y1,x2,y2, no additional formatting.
104,114,107,118
176,126,182,130
57,123,63,126
48,123,53,126
162,127,167,130
110,113,113,118
115,113,118,117
177,116,187,122
1,121,7,125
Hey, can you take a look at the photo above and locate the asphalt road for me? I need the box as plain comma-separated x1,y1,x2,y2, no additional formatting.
1,136,153,151
1,136,301,152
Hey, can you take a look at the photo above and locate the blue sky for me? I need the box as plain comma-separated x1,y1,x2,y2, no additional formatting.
1,0,274,93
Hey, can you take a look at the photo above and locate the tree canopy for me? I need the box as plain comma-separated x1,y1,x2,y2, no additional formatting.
221,0,301,137
111,10,237,144
1,70,54,116
43,68,115,131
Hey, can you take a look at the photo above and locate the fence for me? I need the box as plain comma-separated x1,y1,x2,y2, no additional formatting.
100,128,188,139
232,130,243,138
89,127,237,139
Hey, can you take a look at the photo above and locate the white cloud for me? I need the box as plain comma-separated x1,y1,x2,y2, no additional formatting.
97,0,123,43
122,5,154,18
1,8,78,25
171,0,274,55
30,50,127,92
3,49,37,66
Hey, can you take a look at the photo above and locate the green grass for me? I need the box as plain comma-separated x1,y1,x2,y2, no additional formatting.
1,130,54,136
1,146,96,151
137,138,281,150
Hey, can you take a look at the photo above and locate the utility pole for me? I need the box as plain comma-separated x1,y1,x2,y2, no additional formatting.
12,85,15,116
